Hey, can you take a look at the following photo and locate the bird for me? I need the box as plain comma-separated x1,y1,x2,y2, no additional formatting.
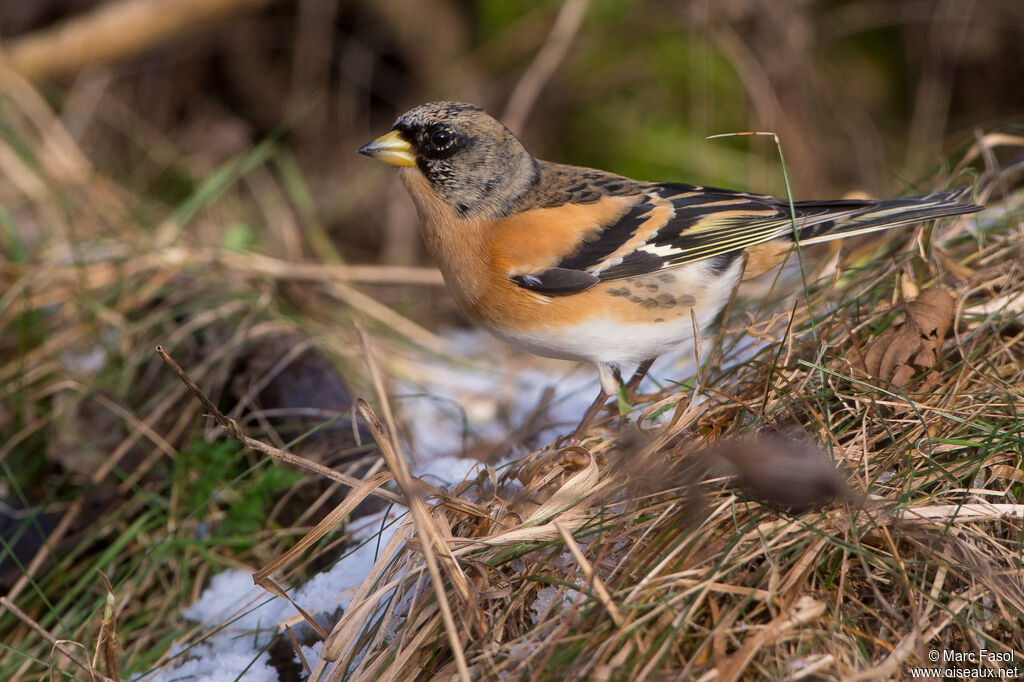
358,101,981,416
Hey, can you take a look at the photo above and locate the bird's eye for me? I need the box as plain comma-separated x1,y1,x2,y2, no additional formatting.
429,128,454,149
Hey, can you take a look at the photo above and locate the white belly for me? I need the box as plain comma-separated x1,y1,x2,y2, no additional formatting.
486,314,705,366
485,258,742,369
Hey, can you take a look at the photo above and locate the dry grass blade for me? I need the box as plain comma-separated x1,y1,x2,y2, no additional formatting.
217,250,445,286
0,597,115,682
251,470,397,641
847,628,920,682
554,521,623,628
317,519,414,666
713,596,827,682
898,503,1024,522
355,399,471,682
351,297,471,682
253,471,395,587
93,572,120,682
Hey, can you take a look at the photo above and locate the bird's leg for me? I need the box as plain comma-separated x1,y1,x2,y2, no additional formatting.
569,388,609,441
624,357,656,400
568,363,621,441
600,358,658,429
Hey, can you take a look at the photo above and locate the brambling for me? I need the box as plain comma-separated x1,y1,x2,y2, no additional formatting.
359,102,981,398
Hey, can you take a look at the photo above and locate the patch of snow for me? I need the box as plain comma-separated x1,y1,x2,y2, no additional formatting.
297,640,323,672
291,509,403,616
528,584,585,625
135,572,283,681
141,639,279,682
181,569,285,634
396,328,709,459
394,329,602,458
414,454,481,486
138,509,405,681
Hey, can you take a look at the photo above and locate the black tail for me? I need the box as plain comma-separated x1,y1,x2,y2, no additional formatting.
787,188,982,245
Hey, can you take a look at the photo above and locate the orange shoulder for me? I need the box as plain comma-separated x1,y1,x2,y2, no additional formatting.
489,195,635,274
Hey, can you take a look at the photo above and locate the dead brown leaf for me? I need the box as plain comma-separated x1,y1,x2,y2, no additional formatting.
863,287,955,387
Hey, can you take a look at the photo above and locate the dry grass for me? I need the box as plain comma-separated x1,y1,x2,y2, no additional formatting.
0,62,443,679
1,30,1023,682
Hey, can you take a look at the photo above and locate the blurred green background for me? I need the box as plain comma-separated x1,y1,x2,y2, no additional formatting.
3,0,1020,269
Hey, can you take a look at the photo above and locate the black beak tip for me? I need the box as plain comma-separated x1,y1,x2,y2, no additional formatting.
357,143,373,157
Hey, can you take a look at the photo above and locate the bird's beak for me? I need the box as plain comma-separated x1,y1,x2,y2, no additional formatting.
358,130,416,167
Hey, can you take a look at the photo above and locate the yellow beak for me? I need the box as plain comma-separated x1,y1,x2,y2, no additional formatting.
358,130,416,167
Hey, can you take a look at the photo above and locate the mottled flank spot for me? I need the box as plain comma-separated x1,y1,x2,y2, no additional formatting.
678,294,696,307
645,283,659,291
630,296,659,309
608,286,631,297
654,317,664,323
657,293,676,308
658,273,675,283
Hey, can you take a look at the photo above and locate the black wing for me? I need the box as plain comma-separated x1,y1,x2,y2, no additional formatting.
511,183,979,296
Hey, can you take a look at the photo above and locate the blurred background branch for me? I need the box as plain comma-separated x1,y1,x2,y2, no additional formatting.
502,0,591,135
2,0,277,81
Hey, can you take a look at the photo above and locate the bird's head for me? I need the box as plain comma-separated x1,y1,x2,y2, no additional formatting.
359,102,538,219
